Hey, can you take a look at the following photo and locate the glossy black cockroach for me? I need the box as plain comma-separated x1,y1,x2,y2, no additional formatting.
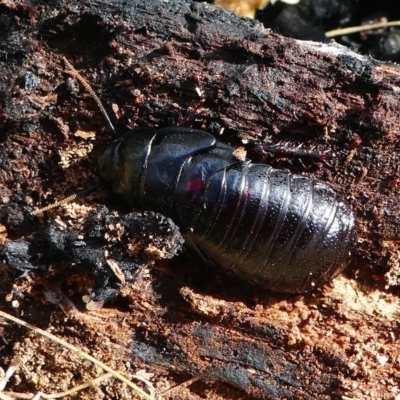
48,58,356,294
98,127,355,294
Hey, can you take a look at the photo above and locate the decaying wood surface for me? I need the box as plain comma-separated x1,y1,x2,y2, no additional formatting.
0,0,399,399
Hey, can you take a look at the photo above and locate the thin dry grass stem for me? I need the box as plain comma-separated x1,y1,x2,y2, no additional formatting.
0,392,37,399
5,373,158,400
326,20,400,38
0,358,20,391
3,370,114,399
42,372,112,399
130,375,159,400
8,373,113,399
161,376,202,395
0,311,156,400
0,392,14,400
0,393,32,400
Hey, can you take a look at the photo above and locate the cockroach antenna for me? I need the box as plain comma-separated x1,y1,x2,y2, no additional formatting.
62,56,117,135
31,185,101,215
31,57,116,216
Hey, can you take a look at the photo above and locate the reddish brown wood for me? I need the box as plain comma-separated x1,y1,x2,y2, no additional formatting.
0,1,399,399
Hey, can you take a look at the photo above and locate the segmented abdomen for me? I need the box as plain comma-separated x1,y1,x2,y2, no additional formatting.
183,162,354,293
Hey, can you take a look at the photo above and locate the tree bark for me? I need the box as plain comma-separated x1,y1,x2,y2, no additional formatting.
0,0,399,399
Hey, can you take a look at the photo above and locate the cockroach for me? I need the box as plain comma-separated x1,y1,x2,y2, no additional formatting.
38,58,356,294
99,127,355,293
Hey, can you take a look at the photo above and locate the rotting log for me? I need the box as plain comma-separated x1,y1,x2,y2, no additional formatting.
0,0,399,399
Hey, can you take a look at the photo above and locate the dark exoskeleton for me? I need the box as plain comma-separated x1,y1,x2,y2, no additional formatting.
99,127,356,293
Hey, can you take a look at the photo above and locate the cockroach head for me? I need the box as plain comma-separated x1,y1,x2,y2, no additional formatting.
98,140,125,189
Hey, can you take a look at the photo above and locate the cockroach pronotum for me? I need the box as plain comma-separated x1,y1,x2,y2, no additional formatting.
37,58,356,294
